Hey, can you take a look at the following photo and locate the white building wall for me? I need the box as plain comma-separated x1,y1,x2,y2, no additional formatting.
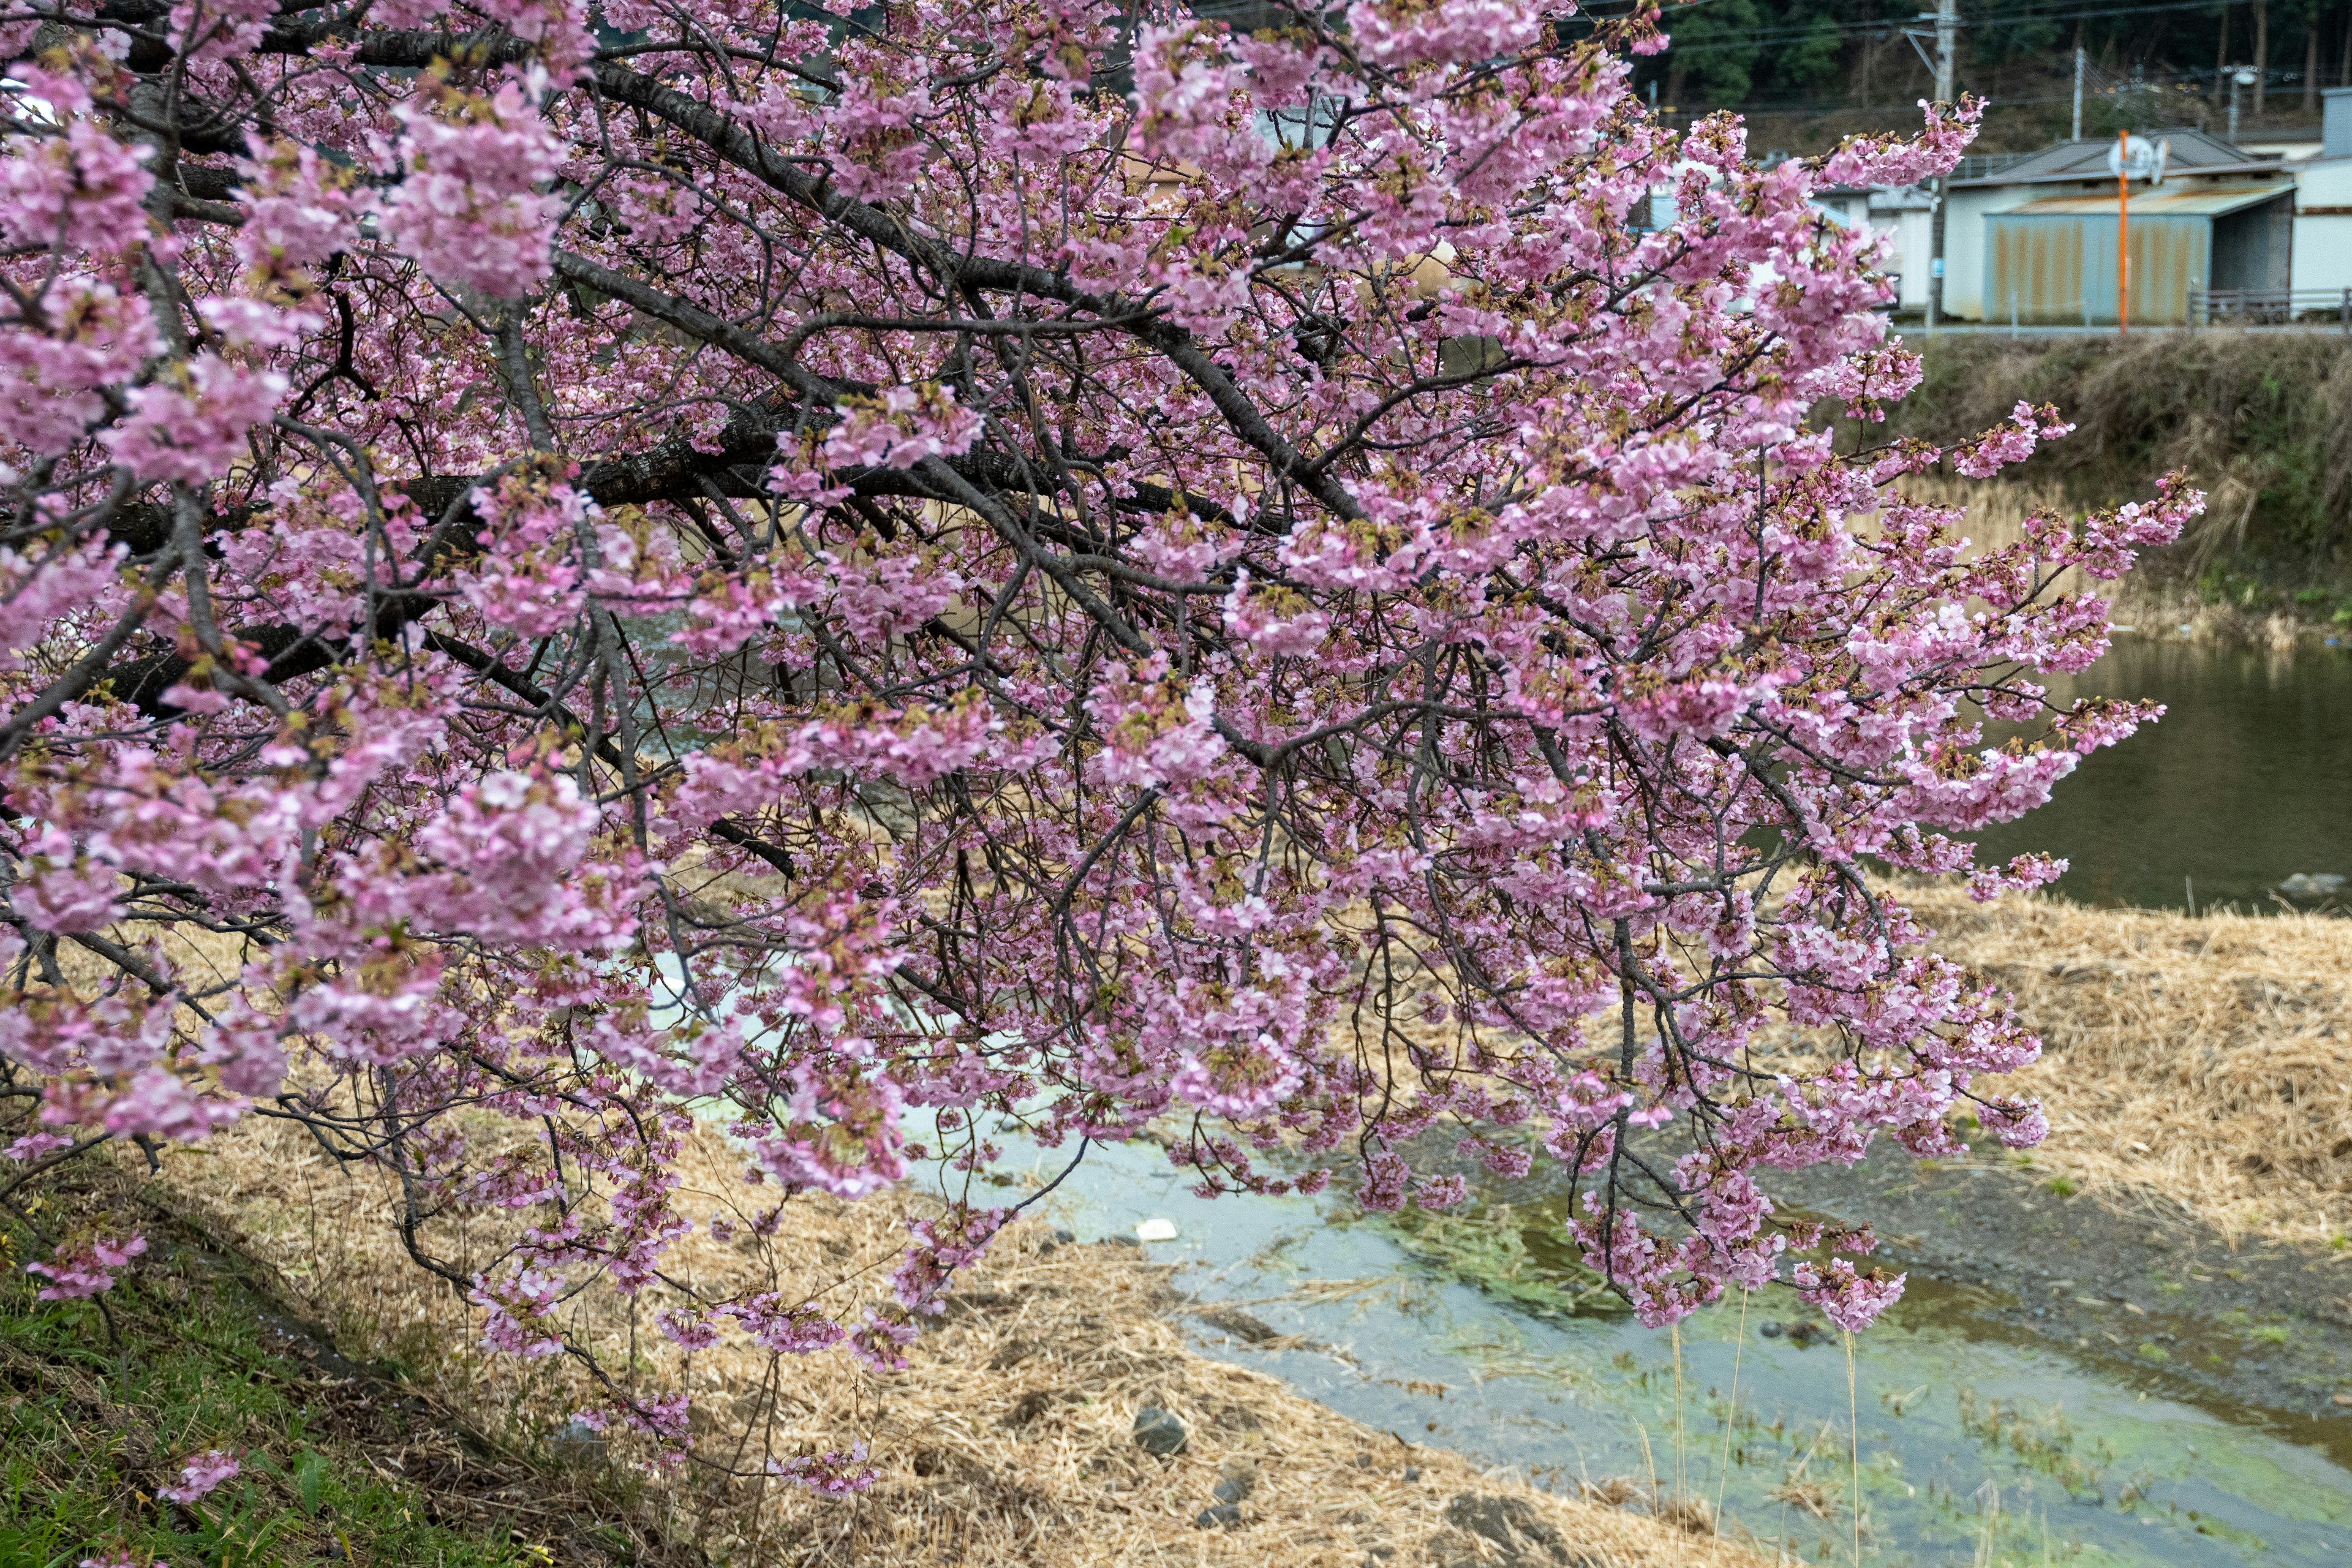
1873,205,1935,309
1939,185,2021,322
2292,157,2352,295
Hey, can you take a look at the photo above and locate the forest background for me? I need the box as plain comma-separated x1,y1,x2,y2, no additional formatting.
1632,0,2352,151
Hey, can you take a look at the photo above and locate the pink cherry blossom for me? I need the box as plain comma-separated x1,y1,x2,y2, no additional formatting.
158,1449,241,1504
0,0,2188,1471
28,1232,145,1298
380,71,564,300
102,355,287,486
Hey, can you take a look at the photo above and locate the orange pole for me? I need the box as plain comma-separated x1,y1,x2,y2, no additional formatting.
2117,130,2129,335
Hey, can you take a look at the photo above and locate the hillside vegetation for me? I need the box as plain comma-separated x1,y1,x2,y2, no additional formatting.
1880,334,2352,613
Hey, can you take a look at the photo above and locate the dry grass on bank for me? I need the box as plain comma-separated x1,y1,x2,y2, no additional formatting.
91,861,2352,1562
154,1119,1770,1568
1905,880,2352,1251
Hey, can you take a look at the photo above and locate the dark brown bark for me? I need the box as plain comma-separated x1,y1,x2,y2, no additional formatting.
2255,0,2270,117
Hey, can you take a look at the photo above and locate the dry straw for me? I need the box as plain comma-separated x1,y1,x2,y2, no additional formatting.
154,1114,1773,1567
76,761,2352,1564
1899,879,2352,1252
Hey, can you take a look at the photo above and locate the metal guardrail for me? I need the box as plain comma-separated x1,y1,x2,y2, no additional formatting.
2190,287,2352,327
1950,152,2034,182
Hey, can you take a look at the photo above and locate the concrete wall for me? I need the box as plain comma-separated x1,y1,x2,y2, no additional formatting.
1940,185,2017,320
2292,217,2352,293
1887,206,1934,308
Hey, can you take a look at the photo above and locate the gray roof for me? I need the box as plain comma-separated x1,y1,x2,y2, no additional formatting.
1950,129,2290,189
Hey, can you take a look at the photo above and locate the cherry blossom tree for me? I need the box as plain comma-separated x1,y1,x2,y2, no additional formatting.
0,0,2188,1481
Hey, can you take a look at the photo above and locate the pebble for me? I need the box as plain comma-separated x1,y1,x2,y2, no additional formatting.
1193,1502,1242,1529
1131,1405,1188,1457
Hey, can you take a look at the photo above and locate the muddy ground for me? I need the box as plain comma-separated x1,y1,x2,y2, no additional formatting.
1770,1144,2352,1457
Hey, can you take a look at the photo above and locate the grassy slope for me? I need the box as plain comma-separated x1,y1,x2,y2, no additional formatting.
0,1189,679,1568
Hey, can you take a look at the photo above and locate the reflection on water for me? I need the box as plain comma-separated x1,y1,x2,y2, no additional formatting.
981,1137,2352,1567
1972,640,2352,912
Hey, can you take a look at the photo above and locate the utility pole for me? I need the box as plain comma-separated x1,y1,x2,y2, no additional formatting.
1935,0,1957,104
2072,46,2086,140
1926,0,1958,334
2117,129,2130,336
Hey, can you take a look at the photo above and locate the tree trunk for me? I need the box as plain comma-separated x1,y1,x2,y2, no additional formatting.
2254,0,2269,118
2340,1,2350,92
2218,7,2232,116
2307,16,2320,112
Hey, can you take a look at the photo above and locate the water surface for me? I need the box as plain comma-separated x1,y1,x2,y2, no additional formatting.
1972,639,2352,912
981,1136,2352,1566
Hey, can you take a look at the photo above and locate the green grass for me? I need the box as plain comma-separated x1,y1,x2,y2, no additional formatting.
0,1225,567,1568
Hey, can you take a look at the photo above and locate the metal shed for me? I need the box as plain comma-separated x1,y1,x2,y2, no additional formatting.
1984,187,2293,326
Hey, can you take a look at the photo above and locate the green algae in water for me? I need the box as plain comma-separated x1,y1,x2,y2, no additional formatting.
1335,1202,1623,1319
1956,1387,2112,1497
1007,1134,2352,1566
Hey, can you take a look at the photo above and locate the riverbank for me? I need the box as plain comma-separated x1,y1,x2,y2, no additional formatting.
1907,471,2347,650
1904,881,2352,1254
64,878,2352,1563
153,1119,1769,1568
1891,334,2352,603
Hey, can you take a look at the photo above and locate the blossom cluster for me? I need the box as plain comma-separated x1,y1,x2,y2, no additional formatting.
0,0,2186,1476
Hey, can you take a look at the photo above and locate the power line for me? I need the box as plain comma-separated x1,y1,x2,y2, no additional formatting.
1655,0,2246,56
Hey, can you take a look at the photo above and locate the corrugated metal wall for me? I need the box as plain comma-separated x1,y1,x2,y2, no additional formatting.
2127,217,2207,323
1985,213,2212,325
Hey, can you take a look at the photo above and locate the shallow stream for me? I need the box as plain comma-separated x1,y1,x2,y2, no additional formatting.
918,644,2352,1561
980,1136,2352,1566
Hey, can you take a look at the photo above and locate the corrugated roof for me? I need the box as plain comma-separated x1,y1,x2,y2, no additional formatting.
1993,186,2293,218
1952,129,2286,187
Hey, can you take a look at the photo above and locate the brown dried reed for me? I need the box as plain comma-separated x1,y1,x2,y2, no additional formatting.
1904,880,2352,1251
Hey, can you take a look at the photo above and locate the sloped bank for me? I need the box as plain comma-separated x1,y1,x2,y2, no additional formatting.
1888,333,2352,601
0,1160,698,1568
153,1116,1769,1568
1748,884,2352,1439
1902,880,2352,1253
74,877,2352,1566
